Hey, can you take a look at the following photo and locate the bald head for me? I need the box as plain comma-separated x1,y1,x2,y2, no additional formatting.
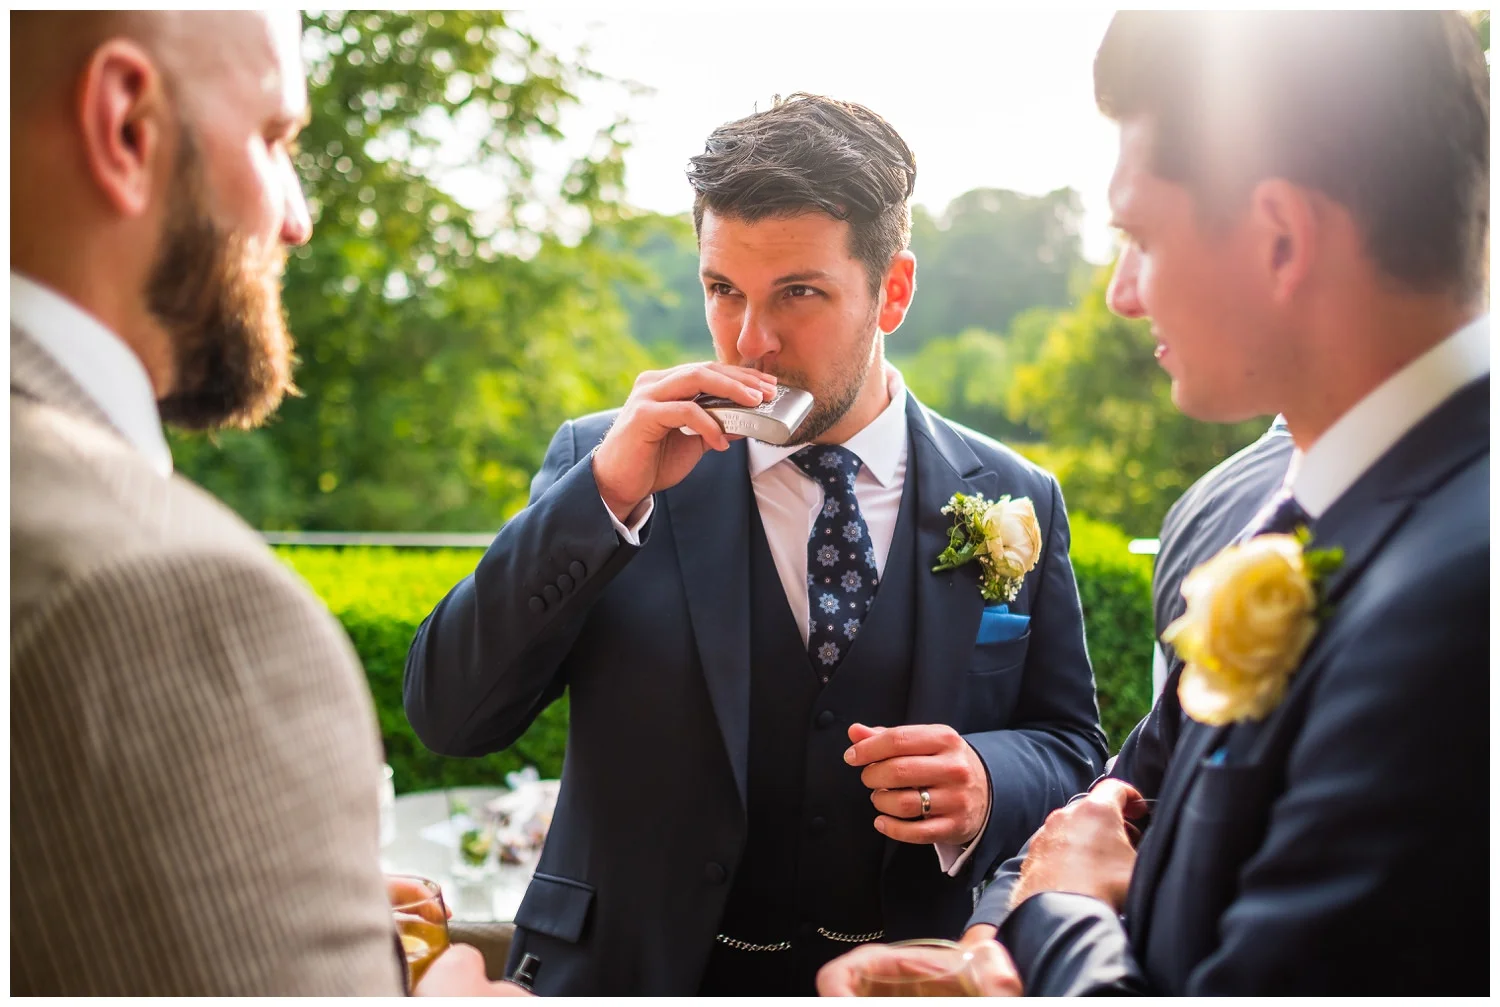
10,8,312,429
12,11,302,129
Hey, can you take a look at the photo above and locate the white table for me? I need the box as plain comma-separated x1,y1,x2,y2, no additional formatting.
380,787,541,923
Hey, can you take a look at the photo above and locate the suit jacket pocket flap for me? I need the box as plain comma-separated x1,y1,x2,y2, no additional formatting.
514,872,595,944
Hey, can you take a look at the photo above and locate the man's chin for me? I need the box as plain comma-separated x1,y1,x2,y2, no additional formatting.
1171,381,1265,425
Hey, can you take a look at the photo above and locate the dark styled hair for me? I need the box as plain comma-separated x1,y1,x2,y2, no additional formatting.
687,93,917,293
1095,11,1489,303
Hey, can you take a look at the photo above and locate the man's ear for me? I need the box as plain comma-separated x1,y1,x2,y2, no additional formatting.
1248,179,1318,306
76,38,168,219
876,250,917,335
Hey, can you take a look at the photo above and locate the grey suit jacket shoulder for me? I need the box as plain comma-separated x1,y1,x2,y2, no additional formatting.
10,328,403,995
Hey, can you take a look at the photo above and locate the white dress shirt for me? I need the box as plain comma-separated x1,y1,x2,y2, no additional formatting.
1291,313,1490,518
11,271,173,477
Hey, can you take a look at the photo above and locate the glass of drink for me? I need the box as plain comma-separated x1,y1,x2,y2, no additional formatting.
379,763,397,848
387,874,450,988
851,939,982,996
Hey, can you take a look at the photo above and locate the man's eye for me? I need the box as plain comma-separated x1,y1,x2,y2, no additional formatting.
785,285,818,298
709,282,738,296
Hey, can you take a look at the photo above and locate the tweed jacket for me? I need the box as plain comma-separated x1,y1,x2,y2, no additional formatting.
10,325,403,994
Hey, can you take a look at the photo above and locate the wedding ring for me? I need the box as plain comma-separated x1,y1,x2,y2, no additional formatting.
919,789,931,819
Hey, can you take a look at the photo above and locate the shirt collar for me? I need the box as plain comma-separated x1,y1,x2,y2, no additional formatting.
1294,313,1490,518
748,364,909,486
10,271,174,477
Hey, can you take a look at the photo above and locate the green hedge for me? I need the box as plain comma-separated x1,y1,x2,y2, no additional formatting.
275,546,567,795
1065,515,1156,753
279,521,1154,794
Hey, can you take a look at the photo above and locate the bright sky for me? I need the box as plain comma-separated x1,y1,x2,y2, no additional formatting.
444,8,1125,265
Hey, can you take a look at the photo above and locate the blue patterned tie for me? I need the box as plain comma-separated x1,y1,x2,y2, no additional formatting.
791,445,880,682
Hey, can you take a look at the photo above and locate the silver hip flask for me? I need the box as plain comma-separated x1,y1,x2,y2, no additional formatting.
685,384,816,445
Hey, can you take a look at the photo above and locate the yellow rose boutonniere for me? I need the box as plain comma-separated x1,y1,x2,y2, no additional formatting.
932,492,1042,603
1163,528,1343,726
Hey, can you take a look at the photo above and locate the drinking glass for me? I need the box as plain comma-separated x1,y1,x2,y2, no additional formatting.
387,874,450,988
379,763,397,848
851,939,982,996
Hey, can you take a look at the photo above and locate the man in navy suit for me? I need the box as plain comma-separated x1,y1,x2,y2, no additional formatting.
403,94,1106,995
820,10,1488,996
897,418,1296,954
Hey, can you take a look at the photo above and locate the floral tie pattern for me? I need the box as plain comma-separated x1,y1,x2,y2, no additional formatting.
792,444,879,683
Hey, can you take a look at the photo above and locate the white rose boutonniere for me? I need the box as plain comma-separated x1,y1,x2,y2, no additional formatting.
1163,528,1343,726
931,492,1042,603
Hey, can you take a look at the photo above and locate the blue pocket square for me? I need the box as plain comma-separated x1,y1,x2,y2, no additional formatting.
977,605,1031,644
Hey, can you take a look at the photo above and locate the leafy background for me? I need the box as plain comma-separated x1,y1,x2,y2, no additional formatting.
184,12,1486,791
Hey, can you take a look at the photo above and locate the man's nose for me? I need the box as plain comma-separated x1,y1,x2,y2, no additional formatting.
1106,241,1145,319
280,164,313,247
736,308,779,362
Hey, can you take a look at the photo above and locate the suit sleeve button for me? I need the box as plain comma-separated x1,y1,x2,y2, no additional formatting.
528,596,546,614
703,862,726,885
556,574,575,593
542,585,561,605
815,710,836,729
569,560,587,579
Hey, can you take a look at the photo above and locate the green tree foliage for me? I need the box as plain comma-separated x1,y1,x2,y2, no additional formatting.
895,187,1088,353
610,212,709,360
894,327,1037,443
171,11,653,531
1008,265,1268,537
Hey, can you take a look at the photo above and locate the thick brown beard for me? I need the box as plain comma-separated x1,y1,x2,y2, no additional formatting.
778,301,882,444
151,131,296,432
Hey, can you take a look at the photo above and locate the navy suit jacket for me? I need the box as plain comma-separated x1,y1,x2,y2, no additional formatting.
972,419,1294,925
986,378,1489,995
404,393,1106,994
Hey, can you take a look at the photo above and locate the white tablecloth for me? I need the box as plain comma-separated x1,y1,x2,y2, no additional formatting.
380,787,540,923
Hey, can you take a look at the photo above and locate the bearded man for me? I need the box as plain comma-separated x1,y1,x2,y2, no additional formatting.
10,11,514,995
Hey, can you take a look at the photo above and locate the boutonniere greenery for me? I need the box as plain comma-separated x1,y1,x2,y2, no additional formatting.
1163,527,1344,726
931,492,1042,603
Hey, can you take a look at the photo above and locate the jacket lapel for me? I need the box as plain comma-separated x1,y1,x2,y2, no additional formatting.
903,395,1005,727
1123,717,1228,945
666,441,754,812
1125,375,1489,948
